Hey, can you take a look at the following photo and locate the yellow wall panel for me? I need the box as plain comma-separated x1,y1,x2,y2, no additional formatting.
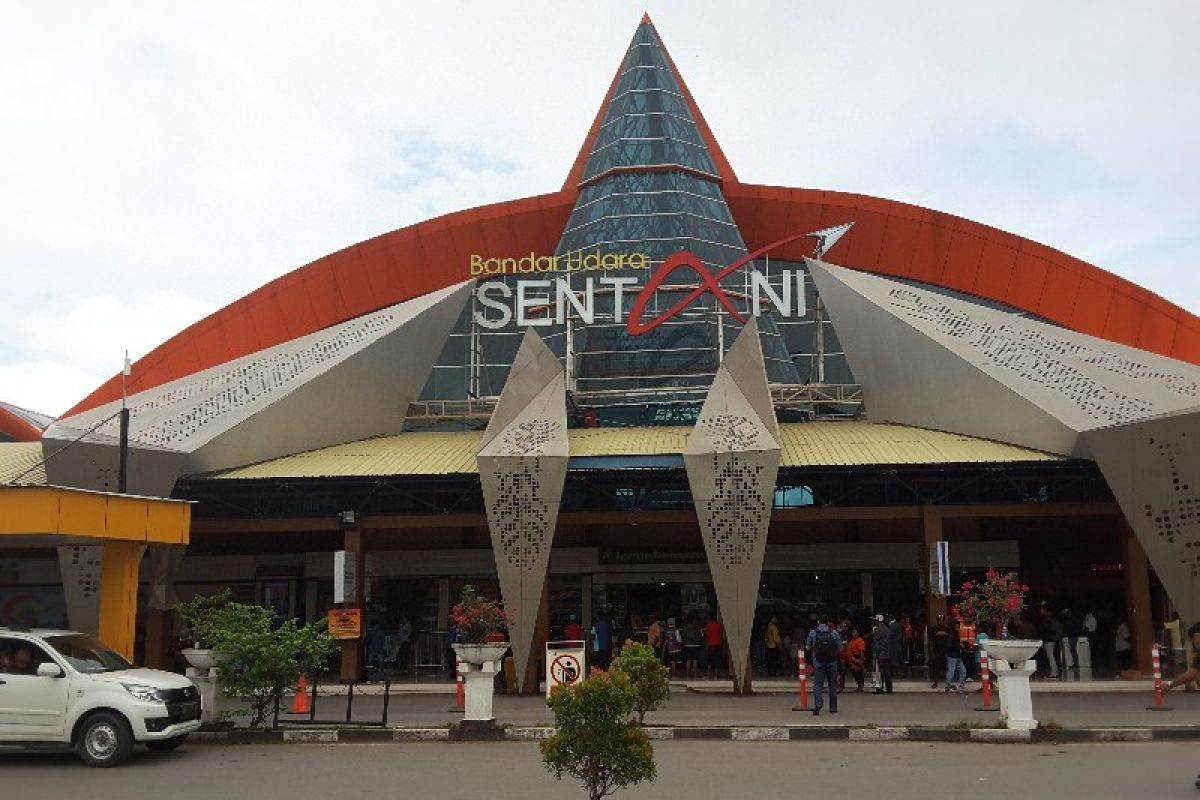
146,501,190,544
57,491,108,537
106,496,149,541
0,487,59,533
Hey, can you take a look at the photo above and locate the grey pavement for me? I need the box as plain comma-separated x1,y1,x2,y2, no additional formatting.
4,742,1200,799
280,684,1200,729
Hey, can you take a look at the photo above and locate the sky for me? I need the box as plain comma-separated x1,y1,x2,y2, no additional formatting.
1,2,1197,417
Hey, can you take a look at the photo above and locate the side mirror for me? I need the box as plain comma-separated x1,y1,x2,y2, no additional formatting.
37,662,64,678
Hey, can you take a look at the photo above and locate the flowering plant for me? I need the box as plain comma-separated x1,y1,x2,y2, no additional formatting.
955,569,1029,628
451,585,513,643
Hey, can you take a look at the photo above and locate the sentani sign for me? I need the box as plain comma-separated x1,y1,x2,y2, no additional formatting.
472,232,813,334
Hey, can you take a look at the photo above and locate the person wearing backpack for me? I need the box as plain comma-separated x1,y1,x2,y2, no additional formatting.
806,621,843,715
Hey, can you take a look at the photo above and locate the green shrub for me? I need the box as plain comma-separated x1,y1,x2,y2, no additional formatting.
610,641,670,724
204,602,336,729
540,670,656,800
176,589,234,648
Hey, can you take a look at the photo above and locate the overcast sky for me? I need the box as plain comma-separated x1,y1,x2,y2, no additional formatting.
1,2,1197,416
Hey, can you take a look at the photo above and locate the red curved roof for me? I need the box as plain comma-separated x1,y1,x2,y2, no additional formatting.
0,404,44,442
725,184,1200,363
62,16,1200,420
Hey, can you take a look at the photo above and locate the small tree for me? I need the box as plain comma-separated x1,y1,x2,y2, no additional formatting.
610,641,670,724
206,603,336,728
541,669,656,800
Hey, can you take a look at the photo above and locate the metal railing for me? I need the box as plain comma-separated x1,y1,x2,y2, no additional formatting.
272,674,391,728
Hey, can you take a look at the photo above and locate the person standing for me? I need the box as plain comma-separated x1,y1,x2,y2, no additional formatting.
871,615,894,694
944,627,966,693
591,614,613,670
564,615,583,642
764,615,783,677
1114,617,1132,672
807,621,843,715
682,614,704,680
1061,609,1082,677
647,612,665,662
704,615,724,679
664,618,683,677
929,614,951,689
1082,609,1099,674
844,628,867,692
888,615,905,676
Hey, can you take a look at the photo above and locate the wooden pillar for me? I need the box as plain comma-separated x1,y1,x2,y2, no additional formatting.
97,541,145,661
921,505,948,624
142,609,171,669
1121,520,1154,675
519,574,550,695
339,525,366,682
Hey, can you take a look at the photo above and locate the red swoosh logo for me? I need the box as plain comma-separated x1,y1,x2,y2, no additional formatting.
626,231,812,335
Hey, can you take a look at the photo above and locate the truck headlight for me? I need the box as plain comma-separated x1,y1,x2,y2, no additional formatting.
122,683,163,702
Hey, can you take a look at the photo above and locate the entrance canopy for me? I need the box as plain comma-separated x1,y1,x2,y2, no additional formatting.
0,485,191,546
0,484,190,660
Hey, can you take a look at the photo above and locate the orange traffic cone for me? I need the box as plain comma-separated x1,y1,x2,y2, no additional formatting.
291,674,311,715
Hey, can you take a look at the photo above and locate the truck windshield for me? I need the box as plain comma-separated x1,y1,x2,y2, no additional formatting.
44,634,133,673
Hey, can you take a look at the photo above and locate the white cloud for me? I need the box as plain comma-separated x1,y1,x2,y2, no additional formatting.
0,1,1196,415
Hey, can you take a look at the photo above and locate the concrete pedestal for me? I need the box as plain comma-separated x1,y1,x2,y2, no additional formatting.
186,667,224,725
993,659,1037,730
461,660,501,722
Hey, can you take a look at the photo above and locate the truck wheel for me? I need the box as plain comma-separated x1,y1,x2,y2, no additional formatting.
146,734,188,752
78,711,134,767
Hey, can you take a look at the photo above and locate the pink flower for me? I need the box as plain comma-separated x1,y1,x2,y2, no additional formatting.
1006,596,1020,611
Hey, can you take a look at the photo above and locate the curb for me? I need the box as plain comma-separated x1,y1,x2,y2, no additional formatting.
189,724,1200,745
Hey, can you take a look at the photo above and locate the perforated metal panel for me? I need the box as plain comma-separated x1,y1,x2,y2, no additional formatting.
684,319,780,692
1085,408,1200,626
478,330,569,686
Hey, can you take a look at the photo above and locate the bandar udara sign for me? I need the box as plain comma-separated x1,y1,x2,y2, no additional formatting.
471,232,813,334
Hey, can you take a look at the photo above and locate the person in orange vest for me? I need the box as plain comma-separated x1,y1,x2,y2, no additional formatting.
843,629,867,692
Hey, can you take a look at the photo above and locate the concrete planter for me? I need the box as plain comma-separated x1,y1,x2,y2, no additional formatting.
451,643,509,726
181,648,235,671
983,639,1042,731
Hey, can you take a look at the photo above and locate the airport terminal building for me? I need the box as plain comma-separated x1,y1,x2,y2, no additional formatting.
2,16,1198,691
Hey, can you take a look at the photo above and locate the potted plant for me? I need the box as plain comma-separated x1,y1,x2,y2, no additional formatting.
449,585,512,727
449,584,512,664
176,590,237,670
955,569,1029,634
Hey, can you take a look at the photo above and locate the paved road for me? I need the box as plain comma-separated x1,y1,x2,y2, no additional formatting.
4,742,1198,799
282,686,1199,729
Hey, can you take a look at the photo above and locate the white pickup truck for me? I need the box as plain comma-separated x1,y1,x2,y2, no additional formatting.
0,627,202,766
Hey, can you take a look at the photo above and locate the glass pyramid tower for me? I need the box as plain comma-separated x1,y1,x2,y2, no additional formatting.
555,19,799,399
419,17,802,419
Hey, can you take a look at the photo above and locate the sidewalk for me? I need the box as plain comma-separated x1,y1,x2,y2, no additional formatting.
276,682,1197,730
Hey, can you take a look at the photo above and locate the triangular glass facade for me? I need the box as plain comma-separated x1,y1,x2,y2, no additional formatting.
557,21,799,398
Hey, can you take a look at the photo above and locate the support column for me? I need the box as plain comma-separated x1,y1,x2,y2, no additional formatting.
520,574,550,694
97,541,146,660
339,525,366,682
477,329,568,691
1121,520,1154,675
143,545,184,669
921,505,949,626
684,319,780,696
57,545,103,635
